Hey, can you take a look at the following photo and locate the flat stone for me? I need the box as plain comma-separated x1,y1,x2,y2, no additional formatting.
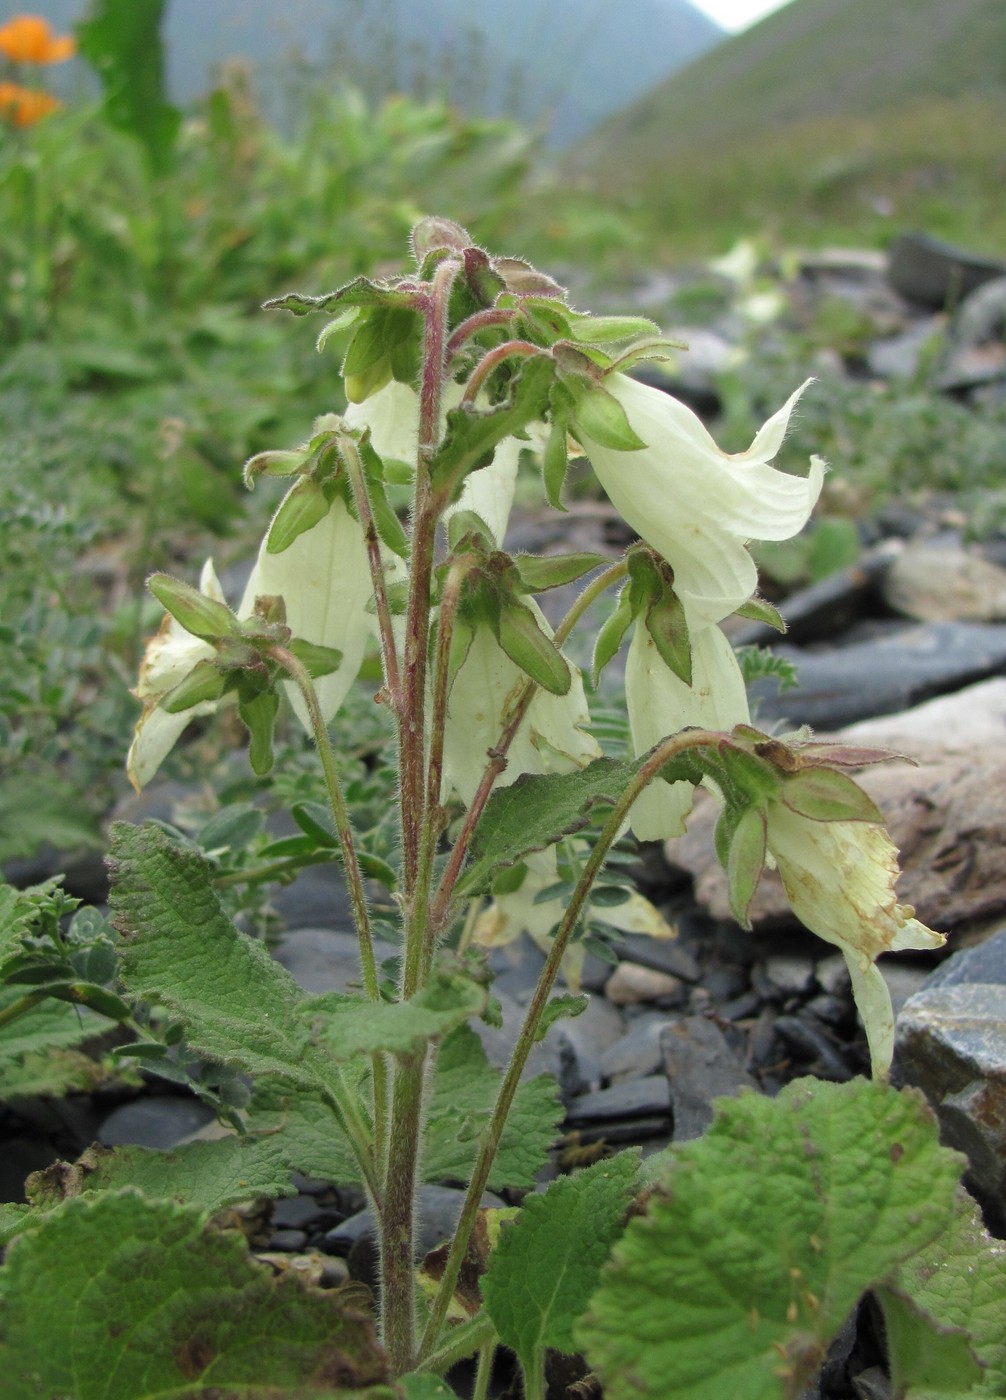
325,1184,505,1257
604,962,684,1006
600,1015,677,1083
841,677,1006,749
925,927,1006,990
882,544,1006,623
272,927,398,995
761,955,816,998
886,232,1006,310
895,983,1006,1217
553,994,626,1096
749,622,1006,730
98,1095,216,1150
660,1018,757,1142
667,744,1006,938
565,1075,672,1123
617,931,701,982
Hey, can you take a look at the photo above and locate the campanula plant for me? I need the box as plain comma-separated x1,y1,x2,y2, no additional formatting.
3,219,1002,1400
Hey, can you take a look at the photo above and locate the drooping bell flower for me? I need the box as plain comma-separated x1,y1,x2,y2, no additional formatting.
625,614,749,841
764,801,945,1077
579,373,825,625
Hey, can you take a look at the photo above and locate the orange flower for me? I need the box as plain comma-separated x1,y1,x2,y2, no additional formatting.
0,79,60,125
0,14,75,65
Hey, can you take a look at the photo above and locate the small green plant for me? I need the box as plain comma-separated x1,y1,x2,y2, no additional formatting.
2,220,1003,1400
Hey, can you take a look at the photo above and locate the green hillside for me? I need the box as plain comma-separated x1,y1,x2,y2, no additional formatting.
574,0,1006,255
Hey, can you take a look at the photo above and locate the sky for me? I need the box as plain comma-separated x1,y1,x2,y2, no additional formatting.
689,0,795,32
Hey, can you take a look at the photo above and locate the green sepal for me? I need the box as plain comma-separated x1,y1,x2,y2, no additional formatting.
265,477,331,554
447,510,495,553
643,586,692,687
715,741,784,809
159,659,229,713
592,587,634,687
725,804,767,928
316,306,361,350
564,311,662,344
569,381,647,451
518,297,572,345
358,438,409,559
542,419,569,511
779,767,885,825
147,574,237,643
287,639,344,680
495,602,571,696
241,447,306,488
238,690,279,776
607,336,687,374
431,355,554,502
734,593,787,632
512,551,606,593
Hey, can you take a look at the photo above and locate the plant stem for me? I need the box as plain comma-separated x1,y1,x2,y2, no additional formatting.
472,1341,497,1400
446,306,515,361
461,339,540,404
552,558,628,648
416,1311,497,1375
340,434,402,707
379,1050,427,1374
418,728,723,1360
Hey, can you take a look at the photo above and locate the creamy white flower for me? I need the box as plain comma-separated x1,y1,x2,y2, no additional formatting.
240,494,380,729
442,600,600,808
343,379,423,466
625,614,749,841
580,373,825,624
765,803,945,1078
127,560,227,791
448,435,523,546
472,846,675,993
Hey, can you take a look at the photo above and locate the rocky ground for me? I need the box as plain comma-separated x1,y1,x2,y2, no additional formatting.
3,231,1006,1399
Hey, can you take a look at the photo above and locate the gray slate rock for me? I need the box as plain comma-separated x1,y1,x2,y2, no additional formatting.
887,232,1006,311
272,927,398,995
895,983,1006,1221
98,1095,216,1150
750,621,1006,729
660,1017,757,1142
924,927,1006,990
565,1074,672,1124
325,1184,505,1258
600,1015,677,1083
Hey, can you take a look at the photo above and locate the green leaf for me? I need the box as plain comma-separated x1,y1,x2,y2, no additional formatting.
535,994,589,1042
264,276,419,317
239,689,280,777
245,1080,362,1187
0,1203,31,1248
160,658,229,713
108,824,319,1086
430,355,554,501
570,382,646,450
287,639,344,679
456,757,646,898
78,0,180,175
563,312,662,344
888,1189,1006,1396
578,1079,965,1400
306,970,487,1060
0,774,101,863
483,1150,639,1377
148,573,237,642
876,1287,983,1397
423,1026,562,1190
265,477,332,554
779,767,885,825
734,595,787,632
25,1137,294,1218
342,307,420,403
0,1191,388,1398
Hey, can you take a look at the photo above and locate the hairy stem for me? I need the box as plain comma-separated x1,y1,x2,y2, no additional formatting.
461,339,540,404
418,728,723,1359
445,306,515,361
379,1051,427,1374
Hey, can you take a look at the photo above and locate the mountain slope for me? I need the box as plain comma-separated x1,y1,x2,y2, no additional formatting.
6,0,723,145
580,0,1006,168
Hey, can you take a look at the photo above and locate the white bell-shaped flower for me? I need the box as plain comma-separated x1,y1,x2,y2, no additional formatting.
127,560,227,791
442,600,600,808
765,802,945,1077
625,614,749,841
580,374,825,625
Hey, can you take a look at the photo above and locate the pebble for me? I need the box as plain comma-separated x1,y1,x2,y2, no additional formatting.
604,961,684,1006
882,543,1006,623
599,1015,676,1083
660,1018,757,1142
97,1096,216,1150
565,1075,672,1124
